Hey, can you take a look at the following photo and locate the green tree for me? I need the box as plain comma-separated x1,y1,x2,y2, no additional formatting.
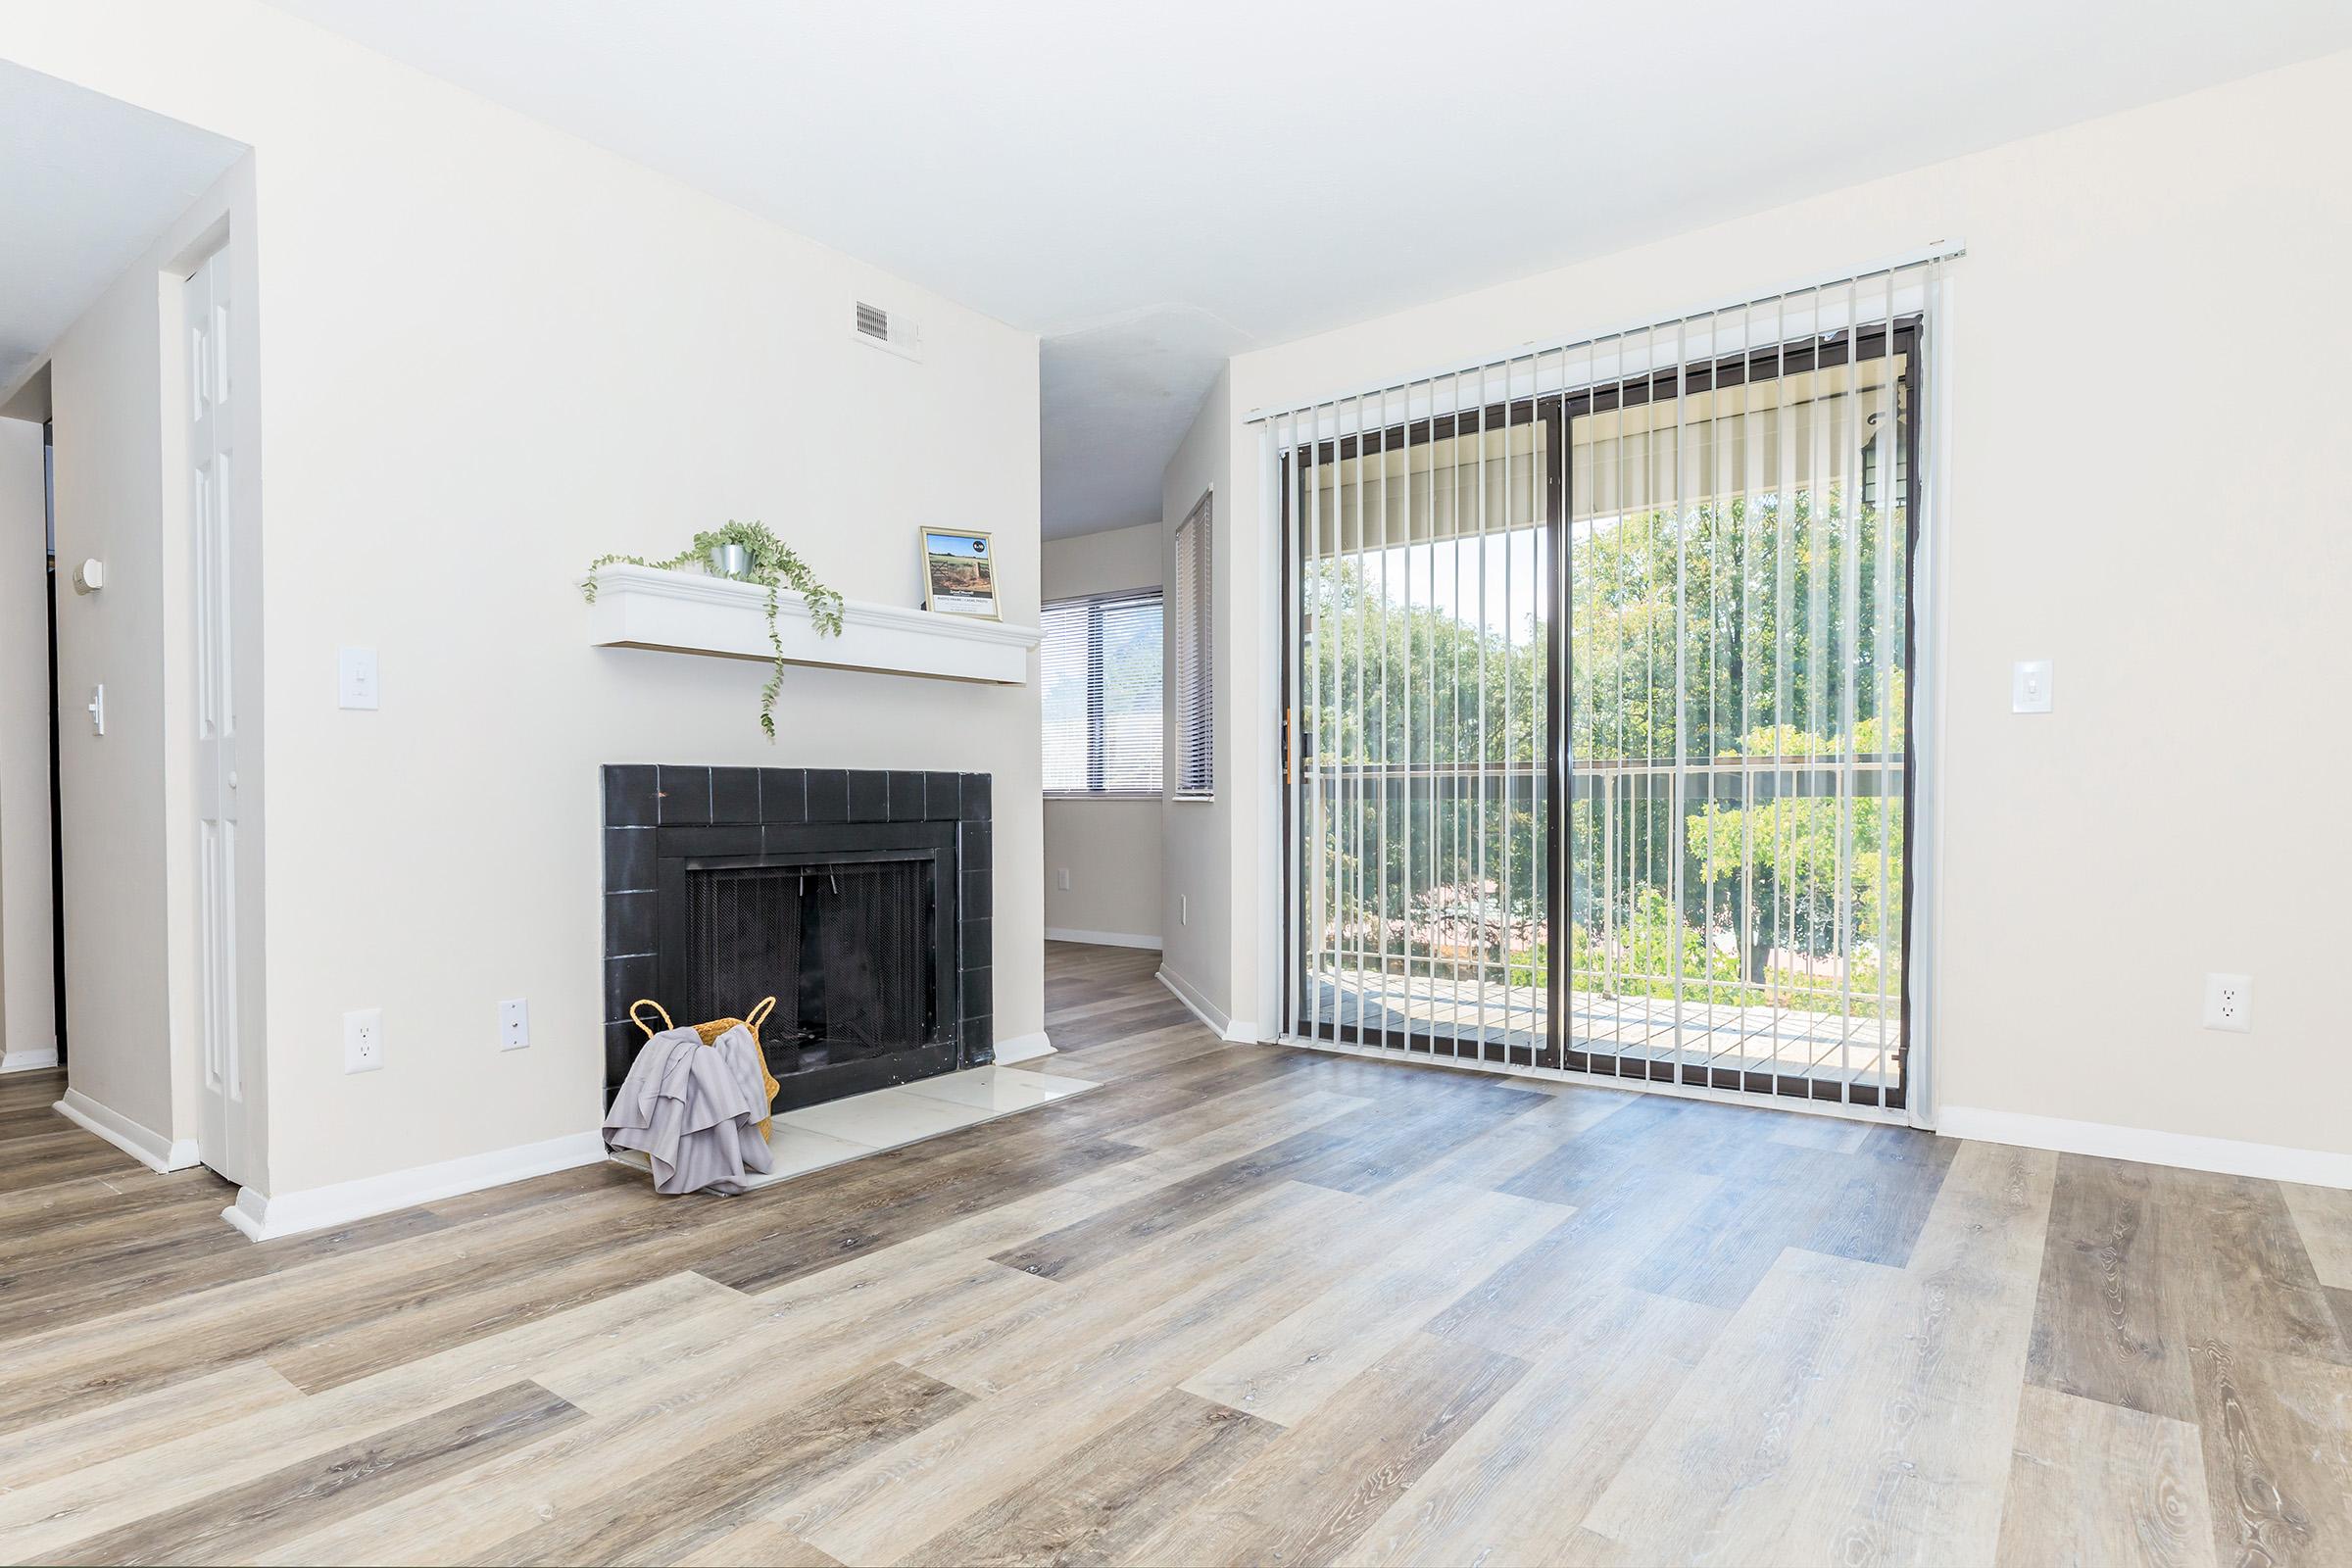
1298,468,1908,1021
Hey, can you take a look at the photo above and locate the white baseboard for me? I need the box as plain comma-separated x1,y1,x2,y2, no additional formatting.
994,1031,1055,1064
1938,1104,2352,1190
1155,967,1263,1045
55,1088,201,1173
1045,927,1163,951
2,1046,60,1074
221,1130,607,1243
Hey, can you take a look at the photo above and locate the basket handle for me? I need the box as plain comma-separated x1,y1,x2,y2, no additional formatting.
629,998,674,1039
745,996,777,1032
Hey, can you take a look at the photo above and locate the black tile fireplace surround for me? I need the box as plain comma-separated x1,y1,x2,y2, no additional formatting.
601,765,992,1112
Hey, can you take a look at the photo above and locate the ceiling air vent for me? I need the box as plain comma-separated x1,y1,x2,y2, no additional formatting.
853,299,922,362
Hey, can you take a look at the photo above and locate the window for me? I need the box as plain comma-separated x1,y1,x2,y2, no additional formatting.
1174,489,1214,797
1042,589,1162,796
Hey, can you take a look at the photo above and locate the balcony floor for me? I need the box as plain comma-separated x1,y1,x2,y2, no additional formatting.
1303,967,1902,1098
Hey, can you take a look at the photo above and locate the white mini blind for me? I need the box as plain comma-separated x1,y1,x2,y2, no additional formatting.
1174,490,1215,796
1042,589,1163,796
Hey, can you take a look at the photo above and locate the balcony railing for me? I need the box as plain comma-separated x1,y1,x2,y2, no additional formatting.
1295,751,1903,1102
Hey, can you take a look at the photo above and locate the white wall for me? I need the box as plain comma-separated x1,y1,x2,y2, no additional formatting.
9,0,1043,1200
0,416,55,1073
1042,521,1160,947
1183,49,2352,1160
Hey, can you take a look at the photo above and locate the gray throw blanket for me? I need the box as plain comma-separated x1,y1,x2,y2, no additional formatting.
603,1023,775,1195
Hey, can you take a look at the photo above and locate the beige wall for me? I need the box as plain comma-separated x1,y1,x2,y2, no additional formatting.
1186,49,2352,1157
0,416,55,1072
1156,368,1245,1029
1042,521,1160,947
10,0,1044,1199
46,227,176,1138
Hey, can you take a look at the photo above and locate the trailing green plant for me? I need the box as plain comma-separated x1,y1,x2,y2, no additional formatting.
583,520,845,739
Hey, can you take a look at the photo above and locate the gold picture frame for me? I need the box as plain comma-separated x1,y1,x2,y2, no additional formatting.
919,527,1001,619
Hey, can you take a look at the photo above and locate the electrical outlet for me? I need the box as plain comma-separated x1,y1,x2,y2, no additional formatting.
1056,868,1071,891
2202,973,2253,1033
499,998,530,1051
344,1007,384,1072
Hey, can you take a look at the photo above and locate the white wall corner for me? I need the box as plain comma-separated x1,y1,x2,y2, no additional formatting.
2,1047,61,1074
1156,965,1263,1045
55,1088,201,1173
1043,927,1162,951
1937,1105,2352,1191
993,1031,1056,1065
221,1129,607,1243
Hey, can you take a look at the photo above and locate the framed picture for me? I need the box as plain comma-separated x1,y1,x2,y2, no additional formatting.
919,528,1000,618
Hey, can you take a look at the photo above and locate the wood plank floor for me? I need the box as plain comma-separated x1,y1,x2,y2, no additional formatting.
2,940,2347,1566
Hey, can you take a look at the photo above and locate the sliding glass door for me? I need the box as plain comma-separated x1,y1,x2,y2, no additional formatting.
1282,278,1924,1110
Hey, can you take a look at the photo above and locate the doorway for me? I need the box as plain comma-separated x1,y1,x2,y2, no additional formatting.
1280,275,1929,1114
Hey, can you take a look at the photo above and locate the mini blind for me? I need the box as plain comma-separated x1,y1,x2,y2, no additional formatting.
1174,490,1215,796
1042,589,1163,795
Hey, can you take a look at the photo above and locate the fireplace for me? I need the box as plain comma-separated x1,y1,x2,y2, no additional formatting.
602,765,992,1111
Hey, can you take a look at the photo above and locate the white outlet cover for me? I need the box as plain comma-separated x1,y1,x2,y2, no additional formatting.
499,998,530,1051
344,1006,385,1072
2202,972,2253,1033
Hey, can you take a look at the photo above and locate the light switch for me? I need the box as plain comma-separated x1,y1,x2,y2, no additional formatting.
2011,659,2053,714
338,646,379,710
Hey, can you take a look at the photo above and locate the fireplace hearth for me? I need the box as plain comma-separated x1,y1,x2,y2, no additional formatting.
602,765,992,1111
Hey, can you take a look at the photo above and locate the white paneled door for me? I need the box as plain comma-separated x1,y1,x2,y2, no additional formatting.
185,245,252,1185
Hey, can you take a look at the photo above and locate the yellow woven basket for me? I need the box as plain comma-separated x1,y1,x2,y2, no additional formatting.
630,996,781,1140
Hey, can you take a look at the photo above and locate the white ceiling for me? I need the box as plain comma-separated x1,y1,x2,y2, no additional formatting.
255,1,2351,536
0,63,247,406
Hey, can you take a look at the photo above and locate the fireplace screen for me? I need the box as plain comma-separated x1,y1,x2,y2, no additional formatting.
682,857,936,1081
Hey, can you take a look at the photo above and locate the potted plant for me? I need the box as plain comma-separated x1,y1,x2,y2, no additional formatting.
583,520,845,739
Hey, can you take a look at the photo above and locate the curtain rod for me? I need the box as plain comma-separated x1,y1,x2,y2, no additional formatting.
1243,238,1966,424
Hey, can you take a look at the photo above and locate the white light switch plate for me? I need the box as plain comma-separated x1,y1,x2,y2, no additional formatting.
338,646,379,710
2011,659,2053,713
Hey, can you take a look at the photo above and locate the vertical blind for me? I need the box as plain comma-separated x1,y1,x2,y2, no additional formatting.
1174,489,1215,797
1264,250,1952,1113
1041,589,1163,795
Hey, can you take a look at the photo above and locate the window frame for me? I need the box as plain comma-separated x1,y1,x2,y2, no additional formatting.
1041,586,1164,802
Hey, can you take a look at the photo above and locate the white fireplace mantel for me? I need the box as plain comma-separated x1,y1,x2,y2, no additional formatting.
584,564,1037,685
